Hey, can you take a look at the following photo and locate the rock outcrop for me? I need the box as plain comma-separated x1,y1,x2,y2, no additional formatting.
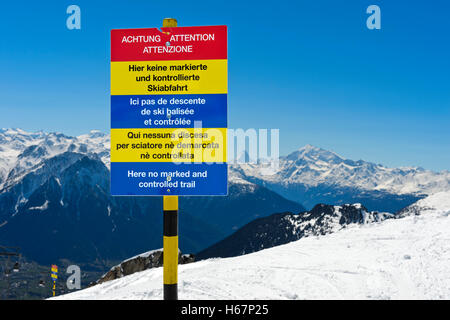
91,249,194,286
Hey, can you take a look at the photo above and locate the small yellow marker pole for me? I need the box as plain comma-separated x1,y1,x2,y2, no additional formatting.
162,18,179,301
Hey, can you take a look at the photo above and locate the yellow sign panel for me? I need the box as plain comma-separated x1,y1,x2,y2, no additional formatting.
111,128,227,163
111,59,227,95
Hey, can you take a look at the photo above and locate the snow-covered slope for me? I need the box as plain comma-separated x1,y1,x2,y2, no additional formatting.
55,192,450,300
399,191,450,217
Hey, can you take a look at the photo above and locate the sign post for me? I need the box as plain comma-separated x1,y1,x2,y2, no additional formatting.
110,19,228,300
162,19,179,300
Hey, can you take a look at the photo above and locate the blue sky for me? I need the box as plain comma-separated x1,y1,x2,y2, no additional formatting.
0,1,449,170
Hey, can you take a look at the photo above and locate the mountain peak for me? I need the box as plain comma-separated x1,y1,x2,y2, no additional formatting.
300,144,320,151
0,128,28,135
77,130,108,141
285,144,343,163
88,130,106,137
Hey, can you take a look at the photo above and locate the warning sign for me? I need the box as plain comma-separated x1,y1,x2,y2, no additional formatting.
110,25,227,196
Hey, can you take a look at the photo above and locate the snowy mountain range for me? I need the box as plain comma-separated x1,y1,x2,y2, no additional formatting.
1,128,449,207
54,191,450,300
234,144,450,195
0,128,109,190
0,128,449,264
231,144,450,211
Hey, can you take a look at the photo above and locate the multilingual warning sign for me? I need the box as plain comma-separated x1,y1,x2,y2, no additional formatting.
110,25,227,196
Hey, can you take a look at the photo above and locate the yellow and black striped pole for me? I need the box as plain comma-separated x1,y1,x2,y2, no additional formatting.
162,17,179,301
163,195,178,300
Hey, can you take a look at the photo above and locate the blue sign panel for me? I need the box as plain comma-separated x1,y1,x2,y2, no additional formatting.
111,94,227,129
111,162,227,196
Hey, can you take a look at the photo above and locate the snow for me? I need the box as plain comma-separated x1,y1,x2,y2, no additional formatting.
28,200,49,211
122,248,163,263
228,174,253,185
408,191,450,214
54,192,450,300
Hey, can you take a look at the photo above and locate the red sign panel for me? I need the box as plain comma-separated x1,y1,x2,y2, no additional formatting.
111,25,227,61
